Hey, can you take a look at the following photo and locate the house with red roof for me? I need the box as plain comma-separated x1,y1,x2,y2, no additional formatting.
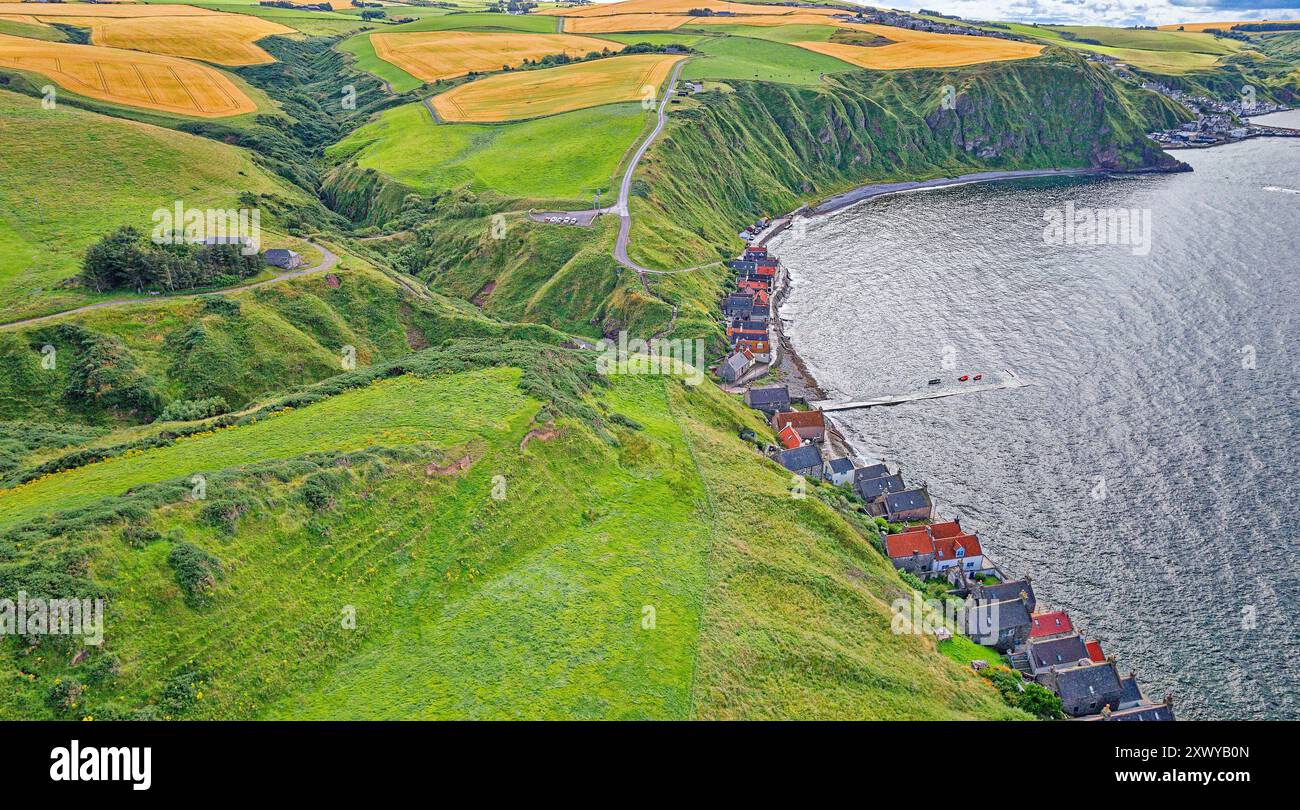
778,424,802,450
884,530,936,575
1030,610,1074,639
933,532,984,573
770,409,825,442
1085,639,1106,663
734,338,771,362
737,278,768,292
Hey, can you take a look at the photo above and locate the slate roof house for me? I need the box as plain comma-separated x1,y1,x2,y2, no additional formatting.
728,259,757,274
852,463,889,486
770,409,825,442
777,444,823,480
970,578,1036,613
823,456,855,486
857,472,906,513
745,385,790,414
962,595,1033,652
1028,633,1092,676
718,349,753,383
743,245,767,260
722,293,754,318
884,486,933,522
1041,659,1125,718
263,248,302,269
1087,701,1175,721
1030,610,1074,640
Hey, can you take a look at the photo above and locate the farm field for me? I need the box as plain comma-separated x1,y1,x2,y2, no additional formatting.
1002,22,1233,72
28,12,296,66
1158,20,1300,32
430,52,683,122
0,34,257,116
328,100,648,201
792,26,1043,70
561,13,691,34
371,30,624,83
540,0,800,17
679,34,856,85
0,89,298,323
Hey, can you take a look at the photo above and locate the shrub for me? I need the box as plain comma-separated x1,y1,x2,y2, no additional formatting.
158,396,230,423
978,665,1064,720
45,677,85,715
167,542,224,606
609,413,644,430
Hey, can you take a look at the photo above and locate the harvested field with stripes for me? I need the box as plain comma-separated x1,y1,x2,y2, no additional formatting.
33,13,294,66
371,30,625,83
431,52,683,123
540,0,796,17
793,25,1043,69
0,34,257,117
561,14,691,34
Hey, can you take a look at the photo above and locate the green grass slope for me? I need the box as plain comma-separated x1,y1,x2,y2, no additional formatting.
327,101,649,203
0,89,304,323
0,344,1023,720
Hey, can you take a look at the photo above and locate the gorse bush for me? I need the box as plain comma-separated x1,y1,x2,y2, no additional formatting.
80,226,263,293
167,541,225,607
158,396,230,423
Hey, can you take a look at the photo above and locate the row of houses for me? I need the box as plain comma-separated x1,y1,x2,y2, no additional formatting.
714,239,1173,722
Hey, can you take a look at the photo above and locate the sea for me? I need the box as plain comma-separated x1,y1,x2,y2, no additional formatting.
769,111,1300,720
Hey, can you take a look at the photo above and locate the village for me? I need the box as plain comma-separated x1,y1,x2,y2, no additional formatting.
711,230,1174,722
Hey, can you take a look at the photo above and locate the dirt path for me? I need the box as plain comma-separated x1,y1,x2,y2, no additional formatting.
0,241,339,331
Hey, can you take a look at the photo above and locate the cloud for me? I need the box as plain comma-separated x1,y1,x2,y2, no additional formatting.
887,0,1300,25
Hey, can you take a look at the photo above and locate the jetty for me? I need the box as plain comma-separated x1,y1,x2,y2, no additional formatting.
813,370,1030,412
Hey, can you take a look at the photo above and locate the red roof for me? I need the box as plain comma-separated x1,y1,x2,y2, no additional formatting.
728,328,767,341
771,410,825,431
753,290,770,304
1085,639,1105,662
1030,611,1074,638
755,265,777,277
744,246,767,255
738,279,768,291
896,524,930,534
735,339,770,354
934,532,982,561
925,520,964,539
885,531,935,559
778,424,802,449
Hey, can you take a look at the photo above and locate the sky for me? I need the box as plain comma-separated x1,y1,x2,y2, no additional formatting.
864,0,1300,26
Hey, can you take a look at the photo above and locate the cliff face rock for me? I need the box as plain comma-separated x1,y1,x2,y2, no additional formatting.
631,50,1188,268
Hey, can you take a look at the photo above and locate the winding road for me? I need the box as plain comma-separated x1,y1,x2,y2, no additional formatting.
610,59,723,278
0,241,339,331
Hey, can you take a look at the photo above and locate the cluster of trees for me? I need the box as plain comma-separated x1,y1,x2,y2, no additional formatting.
80,226,263,294
486,0,536,13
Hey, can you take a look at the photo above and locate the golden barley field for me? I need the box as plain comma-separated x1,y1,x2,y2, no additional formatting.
561,14,692,34
371,30,626,82
540,0,796,17
1157,20,1300,32
431,53,684,123
0,3,213,19
793,25,1043,69
38,14,294,66
0,33,257,117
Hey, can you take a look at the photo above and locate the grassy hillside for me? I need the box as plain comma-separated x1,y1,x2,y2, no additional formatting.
0,89,306,323
327,101,649,204
0,341,1024,719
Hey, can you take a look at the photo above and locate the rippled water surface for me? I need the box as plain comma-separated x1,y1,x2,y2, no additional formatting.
770,136,1299,719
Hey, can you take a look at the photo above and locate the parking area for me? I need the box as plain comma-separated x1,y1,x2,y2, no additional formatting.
529,210,601,227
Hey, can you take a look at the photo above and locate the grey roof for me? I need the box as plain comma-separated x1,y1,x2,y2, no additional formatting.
857,473,905,499
825,457,855,474
974,579,1035,609
264,248,297,259
1030,635,1090,669
728,260,757,272
1054,661,1123,703
721,352,750,376
778,444,823,472
853,463,888,482
1119,676,1143,706
1106,702,1174,721
885,488,931,513
962,597,1032,640
746,385,789,406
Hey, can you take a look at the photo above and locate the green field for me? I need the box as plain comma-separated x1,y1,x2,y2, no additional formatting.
0,90,304,324
328,100,649,202
1004,22,1238,73
681,34,857,85
337,29,424,93
0,348,1025,720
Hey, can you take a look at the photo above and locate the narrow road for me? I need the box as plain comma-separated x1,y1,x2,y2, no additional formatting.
0,241,340,331
611,59,723,278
